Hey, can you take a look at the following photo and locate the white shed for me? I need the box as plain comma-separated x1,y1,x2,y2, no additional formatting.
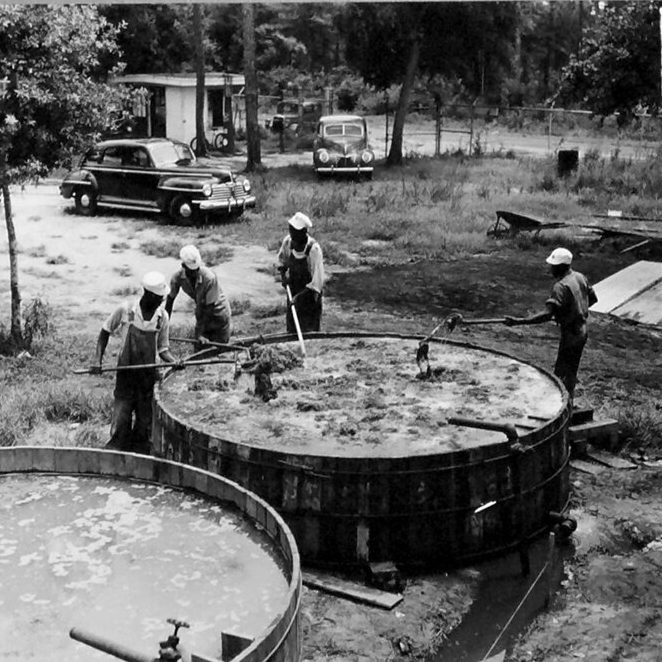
112,72,245,146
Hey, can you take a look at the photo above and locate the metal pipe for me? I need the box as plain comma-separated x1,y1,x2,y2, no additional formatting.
447,416,519,443
73,358,235,374
69,627,155,662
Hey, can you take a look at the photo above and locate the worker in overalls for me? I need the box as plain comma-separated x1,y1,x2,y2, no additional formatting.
277,212,325,333
92,271,181,454
505,247,598,402
165,244,232,349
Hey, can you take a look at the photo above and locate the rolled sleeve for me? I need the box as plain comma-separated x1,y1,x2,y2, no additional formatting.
306,243,325,293
102,304,126,335
277,236,290,269
157,310,170,353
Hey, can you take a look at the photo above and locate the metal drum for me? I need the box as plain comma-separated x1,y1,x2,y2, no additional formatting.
154,332,571,568
0,447,301,662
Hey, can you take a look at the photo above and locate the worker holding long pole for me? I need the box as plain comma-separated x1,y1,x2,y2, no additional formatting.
90,271,183,454
276,212,325,335
504,248,598,403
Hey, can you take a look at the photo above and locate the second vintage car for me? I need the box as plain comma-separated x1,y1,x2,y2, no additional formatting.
60,137,256,224
313,114,374,179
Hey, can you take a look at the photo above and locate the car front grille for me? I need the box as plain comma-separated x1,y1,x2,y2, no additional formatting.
208,183,249,202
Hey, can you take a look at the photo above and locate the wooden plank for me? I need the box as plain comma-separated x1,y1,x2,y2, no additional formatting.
591,260,662,314
570,407,594,426
303,570,403,610
585,448,637,470
611,279,662,327
569,459,606,475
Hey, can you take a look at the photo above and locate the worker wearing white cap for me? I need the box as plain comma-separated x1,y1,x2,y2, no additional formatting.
277,212,325,333
165,244,232,349
91,271,182,453
505,247,598,401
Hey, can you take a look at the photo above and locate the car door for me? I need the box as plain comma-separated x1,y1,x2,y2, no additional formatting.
92,146,125,202
121,146,159,210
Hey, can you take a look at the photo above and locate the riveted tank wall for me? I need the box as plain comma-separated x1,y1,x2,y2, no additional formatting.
153,332,571,569
0,447,302,662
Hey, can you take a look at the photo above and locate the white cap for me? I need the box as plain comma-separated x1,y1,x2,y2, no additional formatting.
546,247,573,266
288,212,312,230
142,271,169,296
180,244,202,269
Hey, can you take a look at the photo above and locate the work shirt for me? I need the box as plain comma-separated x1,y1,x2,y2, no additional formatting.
102,300,170,361
169,265,230,325
546,269,595,346
277,235,325,293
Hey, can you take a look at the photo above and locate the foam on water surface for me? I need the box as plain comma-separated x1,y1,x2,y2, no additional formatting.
161,336,564,457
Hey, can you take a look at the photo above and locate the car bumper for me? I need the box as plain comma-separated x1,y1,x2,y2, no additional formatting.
196,195,256,212
315,166,374,173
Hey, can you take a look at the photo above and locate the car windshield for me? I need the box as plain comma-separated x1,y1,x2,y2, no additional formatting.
323,122,364,138
148,142,195,167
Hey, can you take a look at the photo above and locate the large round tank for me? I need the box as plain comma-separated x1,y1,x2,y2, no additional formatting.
0,447,301,662
154,332,571,568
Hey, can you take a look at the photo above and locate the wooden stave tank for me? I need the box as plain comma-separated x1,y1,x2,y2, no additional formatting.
153,331,572,569
0,446,302,662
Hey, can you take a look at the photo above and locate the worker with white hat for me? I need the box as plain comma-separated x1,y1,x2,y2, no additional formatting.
277,212,325,333
91,271,182,453
505,247,598,401
165,244,232,349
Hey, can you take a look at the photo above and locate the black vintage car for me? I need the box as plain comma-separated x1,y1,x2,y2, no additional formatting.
313,115,374,179
60,138,256,224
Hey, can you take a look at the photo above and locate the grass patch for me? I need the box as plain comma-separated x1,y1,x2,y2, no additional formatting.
46,254,70,265
111,241,131,251
615,404,662,458
229,296,252,315
114,265,133,277
26,244,47,258
111,285,140,297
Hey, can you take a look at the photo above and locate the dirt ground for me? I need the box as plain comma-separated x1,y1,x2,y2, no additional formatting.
2,182,662,662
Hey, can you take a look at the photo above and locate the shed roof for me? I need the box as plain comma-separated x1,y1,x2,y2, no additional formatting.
112,72,245,88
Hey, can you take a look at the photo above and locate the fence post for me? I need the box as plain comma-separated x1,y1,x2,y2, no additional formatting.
384,91,389,158
435,98,441,157
547,106,554,153
297,89,304,137
469,100,476,156
325,86,333,115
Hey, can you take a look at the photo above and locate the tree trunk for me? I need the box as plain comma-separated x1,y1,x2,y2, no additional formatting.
193,4,207,157
1,167,22,347
387,35,421,166
242,3,262,171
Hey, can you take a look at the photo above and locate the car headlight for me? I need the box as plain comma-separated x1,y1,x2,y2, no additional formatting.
318,150,330,164
361,151,374,164
243,179,251,193
202,183,212,197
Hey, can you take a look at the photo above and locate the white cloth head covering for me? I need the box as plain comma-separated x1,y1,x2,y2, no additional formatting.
142,271,169,296
180,244,202,269
546,247,573,266
288,212,312,230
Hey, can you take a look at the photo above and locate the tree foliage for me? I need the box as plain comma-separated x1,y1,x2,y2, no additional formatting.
558,1,661,117
0,5,126,175
0,5,125,348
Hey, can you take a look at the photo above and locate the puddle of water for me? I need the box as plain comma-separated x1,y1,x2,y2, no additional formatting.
431,536,568,662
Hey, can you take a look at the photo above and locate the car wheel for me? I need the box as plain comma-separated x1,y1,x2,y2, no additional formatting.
168,195,196,226
74,188,97,216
